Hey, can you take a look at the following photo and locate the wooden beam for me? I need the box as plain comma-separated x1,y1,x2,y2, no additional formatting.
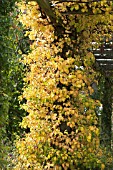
94,54,113,59
51,0,113,3
99,64,113,71
96,60,113,65
93,49,113,55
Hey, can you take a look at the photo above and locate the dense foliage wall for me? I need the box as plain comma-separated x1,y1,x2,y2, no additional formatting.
0,1,16,167
0,0,28,168
1,0,113,169
13,1,113,170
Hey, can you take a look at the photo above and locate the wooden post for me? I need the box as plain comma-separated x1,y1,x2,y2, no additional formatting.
101,77,112,149
111,84,113,149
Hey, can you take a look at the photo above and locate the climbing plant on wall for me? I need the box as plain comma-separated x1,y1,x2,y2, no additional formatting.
0,0,18,167
14,1,113,170
0,0,29,168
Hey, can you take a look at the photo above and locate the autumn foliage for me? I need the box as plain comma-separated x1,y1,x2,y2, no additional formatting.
14,1,113,170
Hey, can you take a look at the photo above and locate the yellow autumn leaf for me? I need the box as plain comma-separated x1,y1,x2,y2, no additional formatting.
87,134,91,142
101,164,105,170
75,4,79,10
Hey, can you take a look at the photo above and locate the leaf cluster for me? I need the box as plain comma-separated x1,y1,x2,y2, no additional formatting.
14,1,113,170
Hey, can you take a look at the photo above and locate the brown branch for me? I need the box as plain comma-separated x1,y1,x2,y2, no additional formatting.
36,0,56,24
28,0,64,31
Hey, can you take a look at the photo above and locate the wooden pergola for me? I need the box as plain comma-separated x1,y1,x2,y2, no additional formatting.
92,37,113,149
94,37,113,76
